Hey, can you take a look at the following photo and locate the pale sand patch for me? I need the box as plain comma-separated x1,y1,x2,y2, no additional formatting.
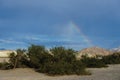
0,65,120,80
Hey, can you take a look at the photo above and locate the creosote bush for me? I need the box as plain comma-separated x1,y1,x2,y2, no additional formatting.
102,53,120,64
9,49,29,69
81,56,107,68
81,52,120,68
28,45,89,75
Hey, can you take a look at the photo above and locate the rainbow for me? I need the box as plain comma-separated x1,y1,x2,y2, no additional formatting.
70,21,93,46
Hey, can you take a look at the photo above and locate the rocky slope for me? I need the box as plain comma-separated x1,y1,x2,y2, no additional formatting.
111,47,120,52
76,47,112,59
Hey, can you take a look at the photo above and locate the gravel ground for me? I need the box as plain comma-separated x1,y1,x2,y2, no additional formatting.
0,65,120,80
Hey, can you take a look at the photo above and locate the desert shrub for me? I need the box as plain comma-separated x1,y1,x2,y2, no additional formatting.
28,45,53,69
37,47,89,75
102,53,120,64
81,56,107,68
9,49,29,68
50,47,77,63
40,60,88,75
10,46,84,75
81,52,120,68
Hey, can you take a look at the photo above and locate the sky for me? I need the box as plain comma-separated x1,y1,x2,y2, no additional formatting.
0,0,120,50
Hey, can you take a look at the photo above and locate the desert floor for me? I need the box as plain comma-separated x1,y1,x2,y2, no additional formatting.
0,64,120,80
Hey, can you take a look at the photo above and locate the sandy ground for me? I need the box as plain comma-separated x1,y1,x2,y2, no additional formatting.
0,65,120,80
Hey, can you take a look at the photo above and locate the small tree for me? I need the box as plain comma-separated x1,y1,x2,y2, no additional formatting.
45,47,88,75
50,47,76,63
9,49,28,69
28,45,53,69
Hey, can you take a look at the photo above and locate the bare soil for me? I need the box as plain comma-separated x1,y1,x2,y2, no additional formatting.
0,65,120,80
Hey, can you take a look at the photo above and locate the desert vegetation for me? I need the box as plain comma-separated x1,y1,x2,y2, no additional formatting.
81,52,120,68
27,45,89,75
102,52,120,64
81,56,107,68
0,45,120,75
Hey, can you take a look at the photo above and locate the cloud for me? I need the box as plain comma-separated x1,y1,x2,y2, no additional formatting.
0,0,120,49
0,39,25,44
18,21,91,49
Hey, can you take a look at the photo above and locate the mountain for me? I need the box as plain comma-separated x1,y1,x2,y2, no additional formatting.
76,47,112,59
111,47,120,52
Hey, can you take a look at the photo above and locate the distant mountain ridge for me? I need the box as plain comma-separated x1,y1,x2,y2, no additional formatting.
76,47,112,59
111,47,120,52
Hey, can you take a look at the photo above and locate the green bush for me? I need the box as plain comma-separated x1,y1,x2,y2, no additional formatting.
102,53,120,64
37,60,89,75
28,45,53,69
37,47,87,75
81,56,107,68
50,47,76,63
81,53,120,68
9,49,29,68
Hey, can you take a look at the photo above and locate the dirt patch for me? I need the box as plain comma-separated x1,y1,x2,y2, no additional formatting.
0,65,120,80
